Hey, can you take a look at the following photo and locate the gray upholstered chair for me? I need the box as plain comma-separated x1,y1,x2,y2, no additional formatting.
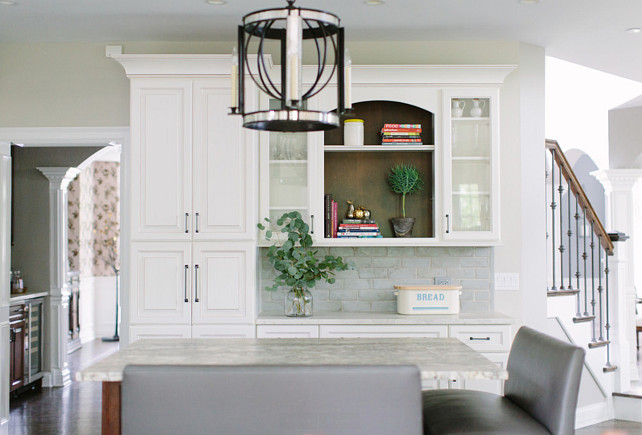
122,364,422,435
422,326,585,435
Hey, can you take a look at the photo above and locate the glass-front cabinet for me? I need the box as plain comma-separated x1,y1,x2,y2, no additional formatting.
259,98,322,243
442,89,500,241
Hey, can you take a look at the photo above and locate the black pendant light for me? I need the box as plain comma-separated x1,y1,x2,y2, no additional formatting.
230,0,351,132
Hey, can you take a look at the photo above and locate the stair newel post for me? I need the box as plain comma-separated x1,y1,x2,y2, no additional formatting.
582,210,589,316
558,161,565,289
545,157,550,291
604,254,612,368
574,196,581,316
597,236,604,342
590,223,597,342
550,149,557,290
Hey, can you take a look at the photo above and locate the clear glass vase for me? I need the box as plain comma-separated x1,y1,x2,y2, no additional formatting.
285,287,313,317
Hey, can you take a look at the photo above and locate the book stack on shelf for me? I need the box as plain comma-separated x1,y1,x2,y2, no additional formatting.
337,220,383,238
380,123,423,145
324,194,339,238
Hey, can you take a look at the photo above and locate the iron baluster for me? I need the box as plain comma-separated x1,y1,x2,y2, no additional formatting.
590,224,596,342
550,149,557,290
597,235,604,342
558,161,565,289
605,255,612,367
582,210,589,316
574,196,581,316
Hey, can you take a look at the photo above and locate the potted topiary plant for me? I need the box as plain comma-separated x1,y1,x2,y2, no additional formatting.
258,211,353,317
387,163,424,237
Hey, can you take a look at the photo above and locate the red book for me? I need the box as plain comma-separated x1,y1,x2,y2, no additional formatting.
332,201,338,238
381,128,422,133
382,124,421,129
382,138,422,143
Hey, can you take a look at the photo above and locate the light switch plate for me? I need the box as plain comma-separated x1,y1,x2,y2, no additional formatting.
495,273,519,291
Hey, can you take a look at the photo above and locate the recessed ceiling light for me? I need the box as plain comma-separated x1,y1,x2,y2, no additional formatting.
626,27,641,34
518,0,540,4
364,0,385,5
0,1,18,5
205,0,226,5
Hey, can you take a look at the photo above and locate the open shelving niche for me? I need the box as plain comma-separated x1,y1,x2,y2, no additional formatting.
320,100,436,246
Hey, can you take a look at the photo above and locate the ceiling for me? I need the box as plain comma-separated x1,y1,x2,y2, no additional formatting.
2,0,642,82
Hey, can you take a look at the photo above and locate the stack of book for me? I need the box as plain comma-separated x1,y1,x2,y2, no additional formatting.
380,123,422,145
324,194,339,238
337,219,383,238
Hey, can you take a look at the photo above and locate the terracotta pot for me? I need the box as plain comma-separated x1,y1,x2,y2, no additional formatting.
391,217,415,237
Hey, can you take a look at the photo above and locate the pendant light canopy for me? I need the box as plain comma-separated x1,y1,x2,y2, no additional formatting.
230,0,351,132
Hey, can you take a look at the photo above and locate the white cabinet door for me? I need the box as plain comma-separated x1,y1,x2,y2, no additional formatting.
258,95,323,243
130,79,192,240
128,325,192,344
442,89,500,241
319,324,448,338
130,242,192,325
191,242,254,324
256,325,320,338
193,79,255,240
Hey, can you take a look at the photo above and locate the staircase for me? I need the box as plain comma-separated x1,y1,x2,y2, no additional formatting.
545,140,640,425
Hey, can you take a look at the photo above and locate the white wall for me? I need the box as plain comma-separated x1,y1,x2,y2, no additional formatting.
0,141,11,435
79,276,118,342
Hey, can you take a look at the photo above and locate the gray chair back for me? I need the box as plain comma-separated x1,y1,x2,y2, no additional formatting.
122,364,422,435
504,326,585,435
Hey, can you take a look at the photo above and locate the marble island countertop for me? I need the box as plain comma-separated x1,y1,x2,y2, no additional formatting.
256,311,514,325
77,337,508,383
9,291,48,303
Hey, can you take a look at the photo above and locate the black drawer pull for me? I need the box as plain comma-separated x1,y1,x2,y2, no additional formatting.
469,336,491,341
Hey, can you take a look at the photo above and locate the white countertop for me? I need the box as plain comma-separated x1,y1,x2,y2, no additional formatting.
256,311,513,325
10,291,48,303
77,337,508,383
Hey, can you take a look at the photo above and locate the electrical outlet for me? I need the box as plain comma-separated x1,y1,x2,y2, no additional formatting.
495,273,520,290
434,276,452,285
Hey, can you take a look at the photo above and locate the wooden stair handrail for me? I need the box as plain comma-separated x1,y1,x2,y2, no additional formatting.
546,139,614,255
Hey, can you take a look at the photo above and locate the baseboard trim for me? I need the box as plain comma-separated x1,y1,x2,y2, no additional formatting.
575,401,613,428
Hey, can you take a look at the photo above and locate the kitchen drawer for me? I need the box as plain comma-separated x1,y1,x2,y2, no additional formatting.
319,324,448,338
449,325,511,352
256,324,319,338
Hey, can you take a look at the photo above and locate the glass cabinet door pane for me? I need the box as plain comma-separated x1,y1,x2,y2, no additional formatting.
449,97,492,233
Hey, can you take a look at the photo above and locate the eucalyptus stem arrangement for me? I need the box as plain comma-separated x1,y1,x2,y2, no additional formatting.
258,211,352,316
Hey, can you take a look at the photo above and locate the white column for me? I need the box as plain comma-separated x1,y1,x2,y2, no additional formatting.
592,169,642,391
37,167,80,388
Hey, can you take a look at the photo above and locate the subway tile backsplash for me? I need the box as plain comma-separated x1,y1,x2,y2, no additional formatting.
259,246,493,314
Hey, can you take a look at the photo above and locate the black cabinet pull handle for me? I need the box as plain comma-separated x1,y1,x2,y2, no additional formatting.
310,214,314,234
185,213,189,233
446,214,450,234
194,265,200,303
469,336,491,341
184,265,189,302
195,213,200,233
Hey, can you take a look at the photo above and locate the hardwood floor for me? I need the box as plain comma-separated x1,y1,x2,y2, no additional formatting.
9,339,118,435
7,338,642,434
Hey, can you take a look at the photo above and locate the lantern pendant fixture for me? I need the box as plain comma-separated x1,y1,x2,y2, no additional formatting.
230,0,351,132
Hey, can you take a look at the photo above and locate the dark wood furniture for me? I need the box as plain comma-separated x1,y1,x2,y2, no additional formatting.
9,303,26,392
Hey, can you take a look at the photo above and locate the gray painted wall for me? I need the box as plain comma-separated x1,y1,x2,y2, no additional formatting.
10,146,104,293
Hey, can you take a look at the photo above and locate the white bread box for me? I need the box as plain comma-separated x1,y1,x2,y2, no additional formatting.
393,285,462,315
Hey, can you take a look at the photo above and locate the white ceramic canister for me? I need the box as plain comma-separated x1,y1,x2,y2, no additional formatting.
344,119,364,146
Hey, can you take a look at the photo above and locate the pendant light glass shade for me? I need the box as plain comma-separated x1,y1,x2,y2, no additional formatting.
230,0,350,132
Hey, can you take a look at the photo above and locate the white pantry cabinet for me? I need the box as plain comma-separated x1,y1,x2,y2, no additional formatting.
130,77,256,241
114,55,258,343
